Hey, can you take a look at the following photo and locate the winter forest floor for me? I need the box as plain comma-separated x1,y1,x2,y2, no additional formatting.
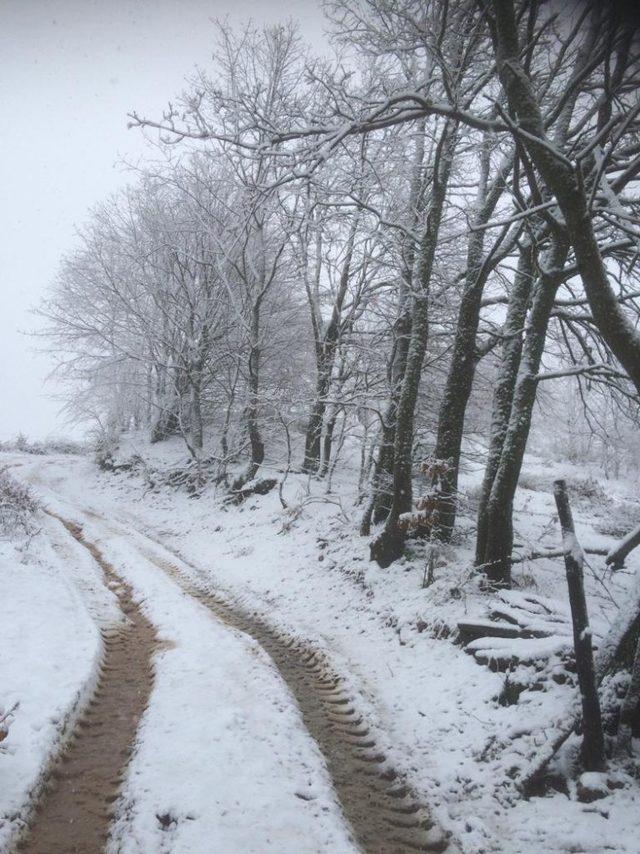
1,440,639,854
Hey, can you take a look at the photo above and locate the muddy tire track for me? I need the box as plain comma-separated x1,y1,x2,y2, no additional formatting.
18,517,156,854
132,540,452,854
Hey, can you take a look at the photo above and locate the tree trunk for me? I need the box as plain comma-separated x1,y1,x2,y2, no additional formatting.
475,243,534,564
319,403,340,477
246,342,265,474
219,363,240,475
367,121,426,528
150,362,177,443
302,218,358,474
431,152,512,542
325,408,347,492
190,375,204,452
232,304,264,491
302,360,332,474
371,122,457,568
370,302,412,525
479,236,569,587
618,636,640,751
371,304,430,566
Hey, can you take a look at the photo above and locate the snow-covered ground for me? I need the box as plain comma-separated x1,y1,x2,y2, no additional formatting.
0,458,356,853
0,509,109,848
3,441,640,853
80,518,357,854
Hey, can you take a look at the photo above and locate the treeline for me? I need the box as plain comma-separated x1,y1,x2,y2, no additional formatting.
43,0,640,587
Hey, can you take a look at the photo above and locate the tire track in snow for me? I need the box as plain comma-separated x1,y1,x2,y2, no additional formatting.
93,516,453,854
18,516,156,854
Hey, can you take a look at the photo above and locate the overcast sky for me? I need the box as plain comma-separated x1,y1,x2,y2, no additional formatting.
0,0,326,440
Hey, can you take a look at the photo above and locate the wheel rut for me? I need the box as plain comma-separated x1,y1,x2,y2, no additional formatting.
21,505,452,853
131,538,452,854
18,516,156,854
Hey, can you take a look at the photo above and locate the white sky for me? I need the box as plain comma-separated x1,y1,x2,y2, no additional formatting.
0,0,327,440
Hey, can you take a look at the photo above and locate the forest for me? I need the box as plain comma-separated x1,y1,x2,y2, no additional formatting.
41,0,640,577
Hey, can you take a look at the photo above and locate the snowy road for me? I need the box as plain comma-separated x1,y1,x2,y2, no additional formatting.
7,459,451,854
25,515,156,854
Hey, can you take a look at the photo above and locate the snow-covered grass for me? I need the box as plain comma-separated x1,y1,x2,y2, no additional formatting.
0,466,40,539
0,489,109,848
5,442,640,853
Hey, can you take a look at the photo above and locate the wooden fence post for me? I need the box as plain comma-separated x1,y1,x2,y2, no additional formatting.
553,478,607,772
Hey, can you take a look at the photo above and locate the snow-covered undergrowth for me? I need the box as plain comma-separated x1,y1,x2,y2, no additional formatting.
7,441,640,853
0,466,40,539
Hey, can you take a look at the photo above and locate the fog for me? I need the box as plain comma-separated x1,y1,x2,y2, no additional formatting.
0,0,326,440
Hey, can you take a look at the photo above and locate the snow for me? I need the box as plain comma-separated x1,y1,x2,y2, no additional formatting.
579,771,609,792
0,514,105,848
2,458,356,853
596,570,640,680
3,444,640,853
507,790,638,854
465,634,571,659
562,530,585,565
77,520,358,854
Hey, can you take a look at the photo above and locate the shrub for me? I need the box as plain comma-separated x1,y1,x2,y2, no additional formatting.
92,427,120,471
0,436,85,456
568,476,609,505
0,468,40,538
517,471,549,492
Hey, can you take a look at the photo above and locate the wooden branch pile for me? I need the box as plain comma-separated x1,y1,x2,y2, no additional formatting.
458,590,574,671
140,455,227,496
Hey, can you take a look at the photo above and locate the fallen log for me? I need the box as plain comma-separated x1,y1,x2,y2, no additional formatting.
457,620,526,644
467,634,571,671
458,591,569,647
489,601,569,634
